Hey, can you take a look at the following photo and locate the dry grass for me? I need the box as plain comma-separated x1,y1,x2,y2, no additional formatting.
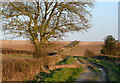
2,54,64,81
2,58,43,81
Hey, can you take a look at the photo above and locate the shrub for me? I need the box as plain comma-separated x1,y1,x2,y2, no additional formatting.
2,58,43,81
101,35,117,55
71,40,80,46
85,50,95,57
65,41,80,48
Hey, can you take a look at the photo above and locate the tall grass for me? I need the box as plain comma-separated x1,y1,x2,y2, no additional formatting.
3,58,43,81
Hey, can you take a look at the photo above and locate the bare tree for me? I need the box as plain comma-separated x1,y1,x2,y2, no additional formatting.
1,1,93,71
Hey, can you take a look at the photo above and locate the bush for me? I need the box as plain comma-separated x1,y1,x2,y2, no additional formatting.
65,41,80,48
92,55,120,64
101,35,117,55
85,50,95,57
71,40,80,46
2,58,43,81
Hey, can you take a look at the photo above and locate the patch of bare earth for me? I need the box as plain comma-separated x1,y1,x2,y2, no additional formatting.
1,40,70,51
64,41,104,56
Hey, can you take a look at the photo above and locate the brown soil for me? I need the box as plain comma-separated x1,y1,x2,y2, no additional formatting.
1,40,71,51
64,41,104,56
1,40,103,56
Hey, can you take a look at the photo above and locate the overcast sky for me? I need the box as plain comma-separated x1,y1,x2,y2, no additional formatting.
1,2,118,41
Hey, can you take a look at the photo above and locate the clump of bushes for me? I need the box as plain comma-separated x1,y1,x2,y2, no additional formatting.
84,50,95,57
65,40,80,48
92,55,120,64
2,54,64,81
71,40,80,46
100,35,118,55
2,59,43,81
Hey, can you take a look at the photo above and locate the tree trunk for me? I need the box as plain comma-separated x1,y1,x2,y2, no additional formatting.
32,41,50,73
33,46,47,58
32,38,47,58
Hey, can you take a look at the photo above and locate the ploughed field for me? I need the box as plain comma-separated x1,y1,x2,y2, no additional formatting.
1,40,104,57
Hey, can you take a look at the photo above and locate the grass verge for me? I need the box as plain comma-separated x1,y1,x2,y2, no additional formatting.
35,56,83,81
36,68,83,81
83,57,120,81
56,56,77,65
